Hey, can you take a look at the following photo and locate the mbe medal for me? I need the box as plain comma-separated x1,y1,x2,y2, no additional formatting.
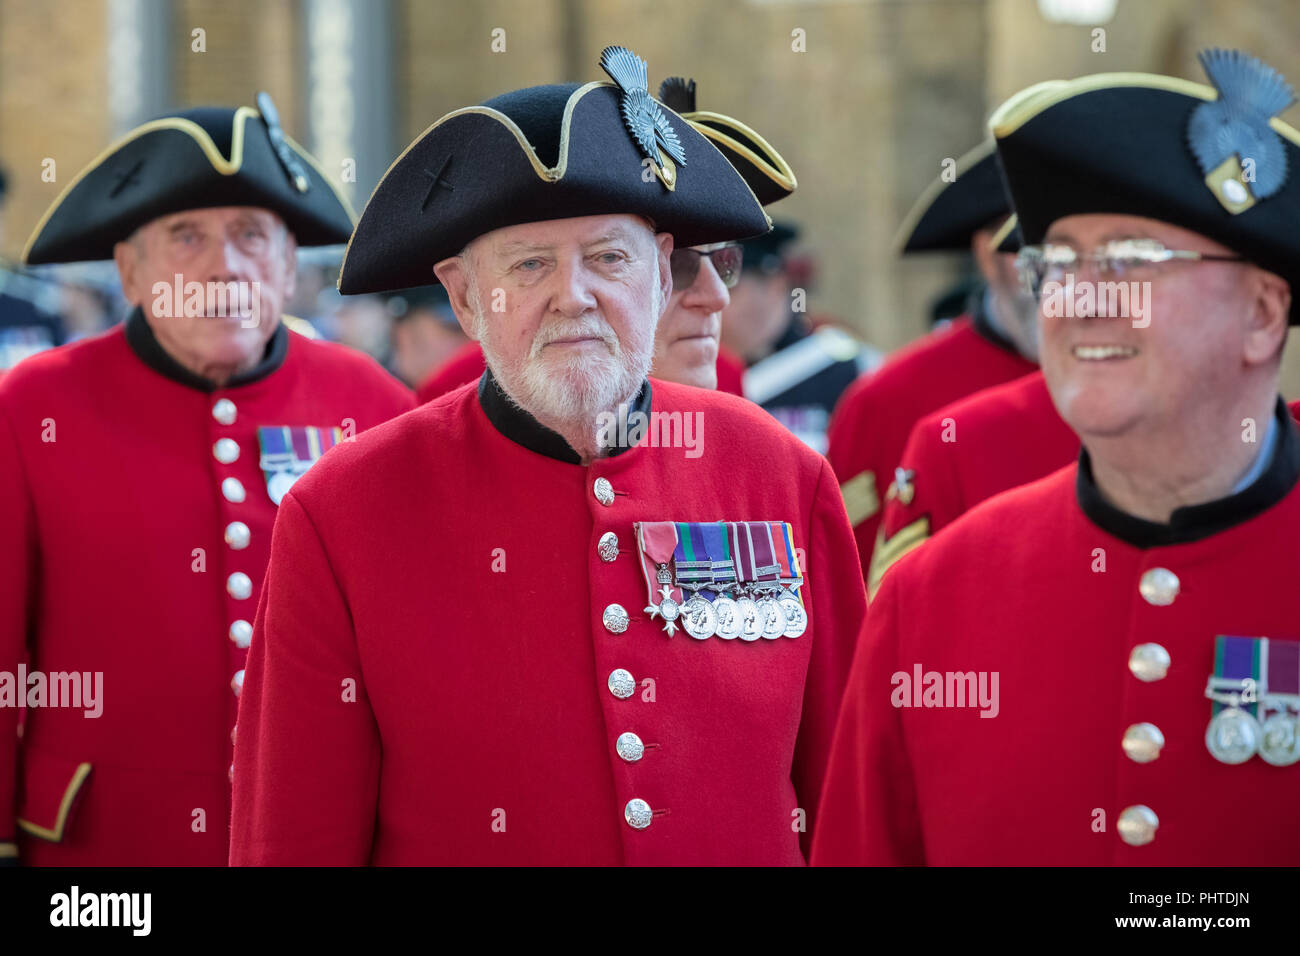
637,522,681,637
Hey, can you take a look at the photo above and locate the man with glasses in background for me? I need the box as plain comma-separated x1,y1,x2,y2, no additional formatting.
815,51,1300,865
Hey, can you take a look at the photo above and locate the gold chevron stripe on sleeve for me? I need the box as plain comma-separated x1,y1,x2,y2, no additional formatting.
840,470,879,526
868,516,930,600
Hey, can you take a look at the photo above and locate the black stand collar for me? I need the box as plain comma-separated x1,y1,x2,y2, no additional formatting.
477,366,652,464
124,307,289,392
1077,398,1300,548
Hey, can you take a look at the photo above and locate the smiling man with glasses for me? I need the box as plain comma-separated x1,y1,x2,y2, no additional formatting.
815,50,1300,866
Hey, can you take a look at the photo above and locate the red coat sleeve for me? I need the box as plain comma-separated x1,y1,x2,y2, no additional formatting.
229,492,381,865
791,458,868,858
0,400,34,863
869,413,957,598
811,568,924,865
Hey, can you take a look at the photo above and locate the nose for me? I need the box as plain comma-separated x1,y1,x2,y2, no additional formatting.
681,256,729,314
208,238,254,285
548,255,599,317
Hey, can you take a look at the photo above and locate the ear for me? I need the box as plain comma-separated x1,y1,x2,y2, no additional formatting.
113,239,144,307
653,231,674,320
970,226,999,285
1242,267,1291,367
433,254,481,339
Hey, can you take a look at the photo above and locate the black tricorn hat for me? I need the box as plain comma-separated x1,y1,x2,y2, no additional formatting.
337,46,771,295
991,213,1023,254
893,141,1012,255
23,94,355,265
990,50,1300,322
657,76,797,206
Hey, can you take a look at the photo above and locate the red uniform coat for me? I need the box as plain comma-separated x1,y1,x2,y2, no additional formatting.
869,371,1079,596
230,374,867,865
0,316,414,865
813,402,1300,865
825,313,1035,582
417,340,747,403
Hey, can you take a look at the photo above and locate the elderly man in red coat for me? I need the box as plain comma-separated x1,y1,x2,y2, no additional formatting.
0,95,414,866
230,47,867,866
814,51,1300,865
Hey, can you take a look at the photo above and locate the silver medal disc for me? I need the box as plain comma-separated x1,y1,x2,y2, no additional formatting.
681,595,717,640
1205,706,1261,765
713,596,741,640
1259,711,1300,766
778,595,807,638
736,597,762,642
658,598,680,622
758,597,788,640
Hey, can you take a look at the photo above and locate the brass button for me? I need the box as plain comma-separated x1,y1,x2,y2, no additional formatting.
1117,805,1159,846
1122,722,1165,763
1139,568,1179,606
1128,643,1171,682
616,732,645,762
212,398,237,425
597,531,619,562
608,669,636,700
624,798,653,830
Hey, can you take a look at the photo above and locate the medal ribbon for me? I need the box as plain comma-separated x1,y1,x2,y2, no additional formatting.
748,522,781,584
701,522,733,597
1265,638,1300,715
728,521,755,593
771,521,806,608
673,522,711,587
1211,635,1263,718
635,522,682,605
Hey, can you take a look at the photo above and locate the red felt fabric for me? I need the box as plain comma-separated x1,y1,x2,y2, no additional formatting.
230,379,867,865
825,316,1036,579
814,465,1300,865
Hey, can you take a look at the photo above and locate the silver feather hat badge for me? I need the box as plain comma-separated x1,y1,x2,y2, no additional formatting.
600,45,687,190
1187,48,1296,213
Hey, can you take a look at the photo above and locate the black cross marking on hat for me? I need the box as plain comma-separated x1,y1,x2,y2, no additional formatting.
109,159,145,198
419,156,455,212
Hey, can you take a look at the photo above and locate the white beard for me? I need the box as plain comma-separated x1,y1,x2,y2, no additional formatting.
474,275,662,447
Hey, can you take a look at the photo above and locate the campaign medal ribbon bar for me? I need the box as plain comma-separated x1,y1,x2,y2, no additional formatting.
675,523,718,640
1204,635,1263,765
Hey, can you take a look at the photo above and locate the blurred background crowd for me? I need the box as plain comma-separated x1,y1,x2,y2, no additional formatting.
3,0,1299,395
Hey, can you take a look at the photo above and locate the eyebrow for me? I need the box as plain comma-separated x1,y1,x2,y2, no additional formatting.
493,230,641,257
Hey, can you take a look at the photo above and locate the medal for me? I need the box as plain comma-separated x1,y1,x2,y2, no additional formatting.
748,522,788,640
674,522,716,640
1204,636,1263,764
1260,638,1300,766
258,425,341,506
727,522,764,642
635,522,682,637
702,522,740,639
771,522,808,638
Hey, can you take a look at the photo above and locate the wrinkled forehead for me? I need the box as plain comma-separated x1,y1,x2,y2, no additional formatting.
137,205,288,239
471,213,658,260
1043,213,1233,255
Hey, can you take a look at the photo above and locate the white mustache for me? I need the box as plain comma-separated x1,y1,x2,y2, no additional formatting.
531,318,618,356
